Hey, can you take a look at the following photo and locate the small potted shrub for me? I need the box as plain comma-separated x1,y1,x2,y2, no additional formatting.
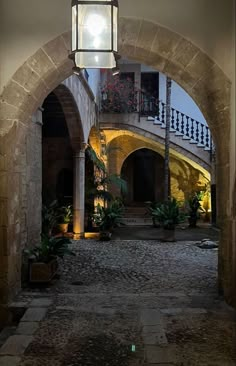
42,200,58,236
187,193,203,227
145,201,161,227
93,199,124,240
57,205,73,233
24,235,75,283
150,198,185,241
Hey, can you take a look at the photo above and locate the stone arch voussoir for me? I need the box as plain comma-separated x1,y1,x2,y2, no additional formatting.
53,84,85,151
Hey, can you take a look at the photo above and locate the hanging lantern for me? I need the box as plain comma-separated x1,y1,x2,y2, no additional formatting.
71,0,118,68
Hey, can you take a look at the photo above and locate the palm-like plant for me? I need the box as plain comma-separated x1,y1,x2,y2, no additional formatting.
57,205,73,224
93,200,124,233
42,200,58,235
24,235,75,263
187,193,203,227
150,198,185,230
85,145,127,229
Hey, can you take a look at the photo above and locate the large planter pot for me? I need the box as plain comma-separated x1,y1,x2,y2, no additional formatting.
188,217,197,228
152,218,161,228
161,228,176,242
99,231,112,241
58,223,69,233
29,258,58,283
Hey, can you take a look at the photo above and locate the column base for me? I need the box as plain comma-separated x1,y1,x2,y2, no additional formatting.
73,232,85,240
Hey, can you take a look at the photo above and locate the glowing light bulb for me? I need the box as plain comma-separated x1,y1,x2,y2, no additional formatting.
95,55,99,63
86,14,106,36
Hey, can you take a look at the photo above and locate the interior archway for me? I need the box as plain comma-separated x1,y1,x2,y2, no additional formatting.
121,148,165,205
0,18,232,304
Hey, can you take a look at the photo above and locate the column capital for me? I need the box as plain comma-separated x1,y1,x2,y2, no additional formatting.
71,139,87,152
74,149,86,159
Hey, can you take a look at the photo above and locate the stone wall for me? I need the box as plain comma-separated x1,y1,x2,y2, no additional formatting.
26,111,42,248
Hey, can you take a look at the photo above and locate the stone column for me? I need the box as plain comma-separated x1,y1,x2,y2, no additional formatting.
73,148,85,239
210,145,217,226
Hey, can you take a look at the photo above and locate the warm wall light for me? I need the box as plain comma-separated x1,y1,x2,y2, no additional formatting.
70,0,119,68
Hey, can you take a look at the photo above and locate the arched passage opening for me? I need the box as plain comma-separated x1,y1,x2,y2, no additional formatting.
42,91,74,206
0,18,233,306
121,148,165,205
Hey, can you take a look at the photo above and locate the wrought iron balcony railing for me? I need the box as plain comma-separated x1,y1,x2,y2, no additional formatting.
100,92,212,150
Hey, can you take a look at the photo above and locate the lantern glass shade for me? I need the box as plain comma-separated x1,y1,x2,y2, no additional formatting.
113,6,118,52
78,5,111,50
75,52,116,69
71,0,118,68
72,5,77,51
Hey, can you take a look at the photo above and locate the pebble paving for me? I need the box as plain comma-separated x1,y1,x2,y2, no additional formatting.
0,237,235,365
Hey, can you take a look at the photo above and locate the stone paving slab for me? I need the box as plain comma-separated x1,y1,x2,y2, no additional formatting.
15,322,39,335
0,335,33,356
29,298,52,307
9,303,28,308
0,327,17,346
0,356,21,366
20,308,47,322
148,364,174,366
140,310,162,326
160,307,207,315
145,345,177,364
143,332,168,346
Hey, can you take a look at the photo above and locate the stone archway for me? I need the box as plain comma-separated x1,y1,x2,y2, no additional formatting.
53,84,85,150
0,18,233,305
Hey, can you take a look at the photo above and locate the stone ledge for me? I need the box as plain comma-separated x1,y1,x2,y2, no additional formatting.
0,356,21,366
0,335,33,356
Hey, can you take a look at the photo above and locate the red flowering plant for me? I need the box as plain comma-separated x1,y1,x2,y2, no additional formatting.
101,75,139,113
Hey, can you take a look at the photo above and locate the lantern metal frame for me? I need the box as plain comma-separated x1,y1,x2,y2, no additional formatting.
70,0,119,68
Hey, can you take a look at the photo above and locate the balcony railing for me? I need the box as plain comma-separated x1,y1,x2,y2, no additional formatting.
100,92,212,150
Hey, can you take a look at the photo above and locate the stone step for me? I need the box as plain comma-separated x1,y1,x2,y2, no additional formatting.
121,217,152,226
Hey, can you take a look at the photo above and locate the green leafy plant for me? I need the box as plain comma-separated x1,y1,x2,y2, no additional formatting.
57,205,73,224
150,198,185,230
24,235,75,263
187,193,203,227
85,144,127,230
145,201,161,227
93,199,125,233
42,200,59,236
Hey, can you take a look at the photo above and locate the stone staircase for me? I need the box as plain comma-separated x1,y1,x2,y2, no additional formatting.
122,206,153,226
143,99,212,152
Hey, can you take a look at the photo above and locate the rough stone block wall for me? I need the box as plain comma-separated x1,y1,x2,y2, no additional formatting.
26,116,42,248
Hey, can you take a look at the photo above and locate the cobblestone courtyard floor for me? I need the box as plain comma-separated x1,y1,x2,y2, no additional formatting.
1,232,236,365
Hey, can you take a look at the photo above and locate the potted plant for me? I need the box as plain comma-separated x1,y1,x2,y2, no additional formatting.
93,199,124,240
85,144,127,231
150,198,185,241
42,200,58,236
187,193,203,228
24,235,75,283
145,201,161,227
57,205,73,233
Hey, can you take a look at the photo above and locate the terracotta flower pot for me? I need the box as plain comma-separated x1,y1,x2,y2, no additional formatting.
58,223,69,233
